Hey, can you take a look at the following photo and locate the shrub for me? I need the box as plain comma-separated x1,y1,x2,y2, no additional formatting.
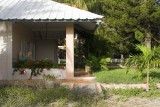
43,74,57,81
13,59,59,79
100,58,110,70
85,55,110,72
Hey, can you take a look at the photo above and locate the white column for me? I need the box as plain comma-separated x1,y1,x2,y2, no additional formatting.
0,22,12,80
66,23,74,79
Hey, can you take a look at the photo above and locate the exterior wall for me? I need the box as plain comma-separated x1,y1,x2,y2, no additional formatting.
0,22,12,80
36,39,58,63
12,23,35,62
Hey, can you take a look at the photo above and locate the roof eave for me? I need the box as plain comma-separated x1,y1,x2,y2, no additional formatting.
0,18,103,23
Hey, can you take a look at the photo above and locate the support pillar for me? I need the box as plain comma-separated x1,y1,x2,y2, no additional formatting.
66,23,74,79
0,22,12,80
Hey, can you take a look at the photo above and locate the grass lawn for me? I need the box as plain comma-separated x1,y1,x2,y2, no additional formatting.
93,68,160,84
0,86,105,107
1,86,160,107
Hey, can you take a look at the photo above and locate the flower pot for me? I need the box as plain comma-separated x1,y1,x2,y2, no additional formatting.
19,68,25,74
40,68,44,72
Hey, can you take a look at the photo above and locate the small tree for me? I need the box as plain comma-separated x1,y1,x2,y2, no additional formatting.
125,44,160,91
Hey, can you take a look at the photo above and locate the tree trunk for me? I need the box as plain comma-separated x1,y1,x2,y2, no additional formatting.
145,32,151,91
146,64,150,91
145,37,151,49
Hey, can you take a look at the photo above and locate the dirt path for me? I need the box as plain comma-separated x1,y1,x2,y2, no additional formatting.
105,95,160,107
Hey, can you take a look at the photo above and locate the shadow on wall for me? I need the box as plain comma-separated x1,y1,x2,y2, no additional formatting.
0,36,7,55
0,22,10,55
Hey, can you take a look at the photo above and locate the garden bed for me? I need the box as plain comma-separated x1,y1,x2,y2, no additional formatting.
12,68,66,80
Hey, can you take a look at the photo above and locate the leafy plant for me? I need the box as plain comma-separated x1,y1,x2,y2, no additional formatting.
43,74,57,81
39,59,53,70
13,59,59,79
85,55,110,72
125,44,160,90
85,56,100,71
100,58,110,70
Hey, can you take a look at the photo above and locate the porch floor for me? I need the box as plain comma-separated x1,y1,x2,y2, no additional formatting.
74,71,93,77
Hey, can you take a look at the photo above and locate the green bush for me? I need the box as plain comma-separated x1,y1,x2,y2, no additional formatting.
43,74,57,81
100,58,110,70
85,55,110,72
13,59,60,79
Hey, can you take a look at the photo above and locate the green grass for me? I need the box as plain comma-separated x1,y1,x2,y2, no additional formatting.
0,86,105,107
0,84,160,107
105,88,160,98
93,68,160,84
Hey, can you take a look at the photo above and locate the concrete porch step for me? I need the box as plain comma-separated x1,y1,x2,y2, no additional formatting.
55,77,96,83
74,71,92,77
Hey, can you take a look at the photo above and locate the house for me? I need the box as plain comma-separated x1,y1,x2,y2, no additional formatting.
0,0,103,80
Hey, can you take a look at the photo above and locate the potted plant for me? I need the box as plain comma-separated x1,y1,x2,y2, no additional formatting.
13,60,27,75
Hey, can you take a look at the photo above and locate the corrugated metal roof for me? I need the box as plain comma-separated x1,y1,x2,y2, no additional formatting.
0,0,103,21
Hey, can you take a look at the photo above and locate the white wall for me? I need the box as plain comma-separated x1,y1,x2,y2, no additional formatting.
12,23,35,62
0,22,12,80
36,39,58,63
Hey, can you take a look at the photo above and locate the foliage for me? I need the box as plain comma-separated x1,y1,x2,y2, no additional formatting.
74,38,86,68
125,44,160,89
55,0,160,57
13,59,58,79
54,0,88,10
84,33,112,58
13,60,27,68
85,55,110,72
54,0,160,59
125,44,160,71
43,74,57,81
54,0,110,58
13,59,55,69
100,58,111,70
85,56,100,71
96,0,160,55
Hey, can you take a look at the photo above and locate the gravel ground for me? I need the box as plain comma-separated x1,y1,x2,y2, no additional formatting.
105,95,160,107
